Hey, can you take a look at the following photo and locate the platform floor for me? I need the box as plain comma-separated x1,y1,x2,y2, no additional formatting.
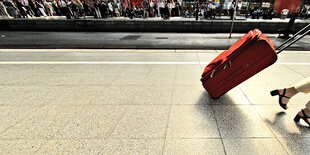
0,49,309,154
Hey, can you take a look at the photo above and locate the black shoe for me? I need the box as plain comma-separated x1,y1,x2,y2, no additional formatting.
270,88,290,110
294,109,310,127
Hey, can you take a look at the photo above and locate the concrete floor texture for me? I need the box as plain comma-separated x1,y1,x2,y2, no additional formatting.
0,49,309,154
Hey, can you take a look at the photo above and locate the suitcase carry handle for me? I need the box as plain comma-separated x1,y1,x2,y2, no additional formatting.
276,24,310,54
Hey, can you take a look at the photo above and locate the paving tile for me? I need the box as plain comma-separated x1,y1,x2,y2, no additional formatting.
0,64,26,72
0,72,33,85
278,138,310,155
223,138,288,155
175,65,202,86
10,73,86,86
240,71,306,88
0,106,40,134
91,86,173,105
133,53,198,62
55,105,170,139
53,105,127,139
37,140,106,154
123,64,176,74
172,86,250,105
49,64,129,73
254,105,310,138
77,73,120,85
240,85,283,105
0,86,50,106
241,86,310,106
100,139,164,154
0,140,45,154
277,53,310,63
166,105,220,138
172,86,207,105
109,105,170,138
213,105,275,138
47,86,102,106
261,64,297,74
0,86,101,106
9,65,59,73
0,105,83,140
164,139,225,155
111,72,176,86
284,65,310,77
197,53,219,63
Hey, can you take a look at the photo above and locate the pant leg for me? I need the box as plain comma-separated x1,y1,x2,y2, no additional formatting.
294,77,310,94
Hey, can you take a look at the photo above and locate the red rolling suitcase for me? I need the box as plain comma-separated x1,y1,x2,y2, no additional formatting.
201,26,310,99
201,29,277,98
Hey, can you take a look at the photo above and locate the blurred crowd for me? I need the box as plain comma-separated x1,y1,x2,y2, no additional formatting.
0,0,223,20
0,0,114,19
2,0,308,20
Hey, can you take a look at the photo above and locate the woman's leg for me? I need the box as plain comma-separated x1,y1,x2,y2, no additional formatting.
294,77,310,94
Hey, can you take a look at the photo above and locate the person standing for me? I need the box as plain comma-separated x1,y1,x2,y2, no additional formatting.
142,0,149,19
153,1,157,17
58,0,67,16
194,1,198,20
107,0,113,17
163,0,169,19
15,0,28,18
159,0,164,18
114,0,120,17
0,0,12,18
149,0,154,17
21,0,33,17
98,0,106,18
229,1,235,20
36,0,47,16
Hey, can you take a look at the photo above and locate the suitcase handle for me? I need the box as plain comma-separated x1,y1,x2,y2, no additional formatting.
210,61,232,78
210,69,215,78
276,24,310,54
223,61,232,70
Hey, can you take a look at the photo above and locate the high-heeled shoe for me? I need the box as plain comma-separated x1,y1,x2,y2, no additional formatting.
294,109,310,127
270,88,290,110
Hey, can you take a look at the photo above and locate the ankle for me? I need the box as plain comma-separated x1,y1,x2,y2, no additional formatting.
285,87,298,97
303,108,310,116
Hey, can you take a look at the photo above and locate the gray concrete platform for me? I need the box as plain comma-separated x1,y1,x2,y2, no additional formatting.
1,31,310,50
0,49,309,154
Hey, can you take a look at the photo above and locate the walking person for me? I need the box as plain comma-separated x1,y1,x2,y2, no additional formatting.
270,77,310,127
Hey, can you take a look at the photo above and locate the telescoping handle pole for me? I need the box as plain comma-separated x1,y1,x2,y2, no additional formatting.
277,28,310,54
276,24,310,51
